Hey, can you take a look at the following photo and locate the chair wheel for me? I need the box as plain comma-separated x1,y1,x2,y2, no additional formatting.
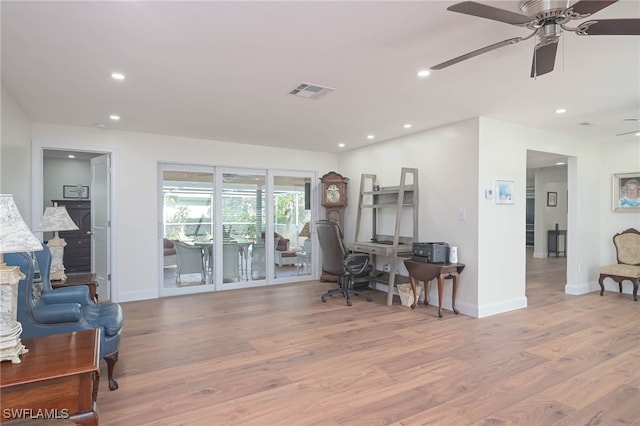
347,299,352,306
366,296,373,302
321,295,327,303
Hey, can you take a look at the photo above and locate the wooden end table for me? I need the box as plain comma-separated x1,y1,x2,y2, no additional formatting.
1,329,100,426
52,273,98,303
404,259,465,318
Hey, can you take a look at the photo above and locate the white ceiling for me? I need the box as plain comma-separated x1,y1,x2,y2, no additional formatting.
2,1,639,156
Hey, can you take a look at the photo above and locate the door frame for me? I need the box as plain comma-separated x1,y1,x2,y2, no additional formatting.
32,142,118,301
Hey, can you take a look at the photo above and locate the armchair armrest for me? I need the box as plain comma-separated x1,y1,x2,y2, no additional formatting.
41,286,92,306
344,253,370,275
32,303,82,324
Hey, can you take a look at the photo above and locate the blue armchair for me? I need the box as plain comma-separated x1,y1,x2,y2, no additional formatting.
5,246,124,390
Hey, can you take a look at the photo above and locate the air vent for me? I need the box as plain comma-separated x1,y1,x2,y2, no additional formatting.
289,82,335,100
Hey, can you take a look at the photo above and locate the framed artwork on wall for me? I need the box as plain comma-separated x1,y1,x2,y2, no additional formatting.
63,185,90,199
547,191,557,207
613,172,640,212
495,180,514,205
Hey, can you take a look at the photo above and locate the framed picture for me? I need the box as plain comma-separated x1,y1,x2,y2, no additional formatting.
63,185,90,199
547,191,557,207
613,172,640,212
495,180,514,205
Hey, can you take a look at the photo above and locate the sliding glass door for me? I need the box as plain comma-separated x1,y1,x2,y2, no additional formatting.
159,164,315,296
160,164,214,297
273,174,312,279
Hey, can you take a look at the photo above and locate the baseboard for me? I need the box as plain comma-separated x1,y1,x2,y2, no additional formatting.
117,289,158,303
601,280,636,296
564,281,599,295
532,251,547,258
476,296,528,318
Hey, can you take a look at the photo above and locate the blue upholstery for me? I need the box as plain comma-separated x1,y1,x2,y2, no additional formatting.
5,246,124,390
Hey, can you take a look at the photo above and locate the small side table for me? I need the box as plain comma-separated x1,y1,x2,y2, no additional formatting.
52,273,98,303
404,259,465,318
1,329,100,426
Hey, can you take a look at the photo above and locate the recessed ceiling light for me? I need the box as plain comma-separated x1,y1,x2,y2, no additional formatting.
111,72,125,80
556,162,565,165
68,155,75,159
367,135,375,139
403,124,412,129
555,108,567,114
417,70,430,78
636,132,640,136
338,143,345,148
109,115,120,121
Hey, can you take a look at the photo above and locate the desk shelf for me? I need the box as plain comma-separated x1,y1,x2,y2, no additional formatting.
352,168,418,306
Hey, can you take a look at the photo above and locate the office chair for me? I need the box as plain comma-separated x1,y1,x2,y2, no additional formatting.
316,220,373,306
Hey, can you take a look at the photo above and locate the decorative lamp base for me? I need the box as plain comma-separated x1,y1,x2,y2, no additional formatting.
0,323,28,364
47,237,68,281
0,264,28,363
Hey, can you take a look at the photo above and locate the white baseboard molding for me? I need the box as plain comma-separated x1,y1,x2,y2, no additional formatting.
564,281,599,295
117,289,159,303
532,251,547,258
601,280,636,296
476,296,528,318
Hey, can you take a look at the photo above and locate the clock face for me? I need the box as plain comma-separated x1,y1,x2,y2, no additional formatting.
326,184,341,203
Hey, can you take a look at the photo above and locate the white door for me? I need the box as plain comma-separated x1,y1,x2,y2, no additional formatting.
91,155,111,301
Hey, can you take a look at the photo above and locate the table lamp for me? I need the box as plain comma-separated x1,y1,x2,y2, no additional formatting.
299,222,311,238
38,202,79,281
0,194,43,363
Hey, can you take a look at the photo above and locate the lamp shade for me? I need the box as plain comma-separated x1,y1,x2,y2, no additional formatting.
0,194,43,254
299,222,311,238
38,203,79,232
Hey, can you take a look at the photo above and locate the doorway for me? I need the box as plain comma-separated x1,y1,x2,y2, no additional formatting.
33,146,114,302
525,150,569,305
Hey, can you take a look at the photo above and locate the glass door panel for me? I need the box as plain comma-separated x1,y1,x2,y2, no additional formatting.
160,165,214,296
221,171,266,285
273,174,313,279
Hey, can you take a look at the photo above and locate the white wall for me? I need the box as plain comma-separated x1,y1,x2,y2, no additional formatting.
43,157,92,204
598,138,640,295
1,87,33,224
533,165,568,258
339,118,481,315
30,123,338,302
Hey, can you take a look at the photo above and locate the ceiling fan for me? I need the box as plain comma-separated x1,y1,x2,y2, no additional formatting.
431,0,640,77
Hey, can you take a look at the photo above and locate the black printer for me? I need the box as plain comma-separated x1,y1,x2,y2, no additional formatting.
412,242,449,263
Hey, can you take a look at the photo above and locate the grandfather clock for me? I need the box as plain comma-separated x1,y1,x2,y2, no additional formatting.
319,171,348,233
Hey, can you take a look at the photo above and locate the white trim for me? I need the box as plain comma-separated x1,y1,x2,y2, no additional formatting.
600,280,636,296
476,296,527,318
564,281,597,295
118,289,159,303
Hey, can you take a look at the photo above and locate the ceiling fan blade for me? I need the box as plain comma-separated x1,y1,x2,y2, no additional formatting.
447,1,532,25
530,41,558,78
616,130,640,136
576,19,640,36
431,37,524,70
568,0,618,16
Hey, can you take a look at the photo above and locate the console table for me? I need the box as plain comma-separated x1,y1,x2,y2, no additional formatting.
0,329,100,425
52,273,98,303
404,259,465,318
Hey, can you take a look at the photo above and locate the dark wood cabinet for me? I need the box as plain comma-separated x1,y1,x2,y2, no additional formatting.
52,200,91,273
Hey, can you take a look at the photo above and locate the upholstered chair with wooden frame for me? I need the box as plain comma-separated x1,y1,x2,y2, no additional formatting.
599,228,640,301
5,247,124,390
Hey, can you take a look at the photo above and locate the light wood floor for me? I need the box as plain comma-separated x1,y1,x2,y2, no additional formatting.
98,252,639,425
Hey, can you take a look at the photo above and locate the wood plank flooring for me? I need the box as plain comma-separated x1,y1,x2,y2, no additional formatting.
98,252,639,425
